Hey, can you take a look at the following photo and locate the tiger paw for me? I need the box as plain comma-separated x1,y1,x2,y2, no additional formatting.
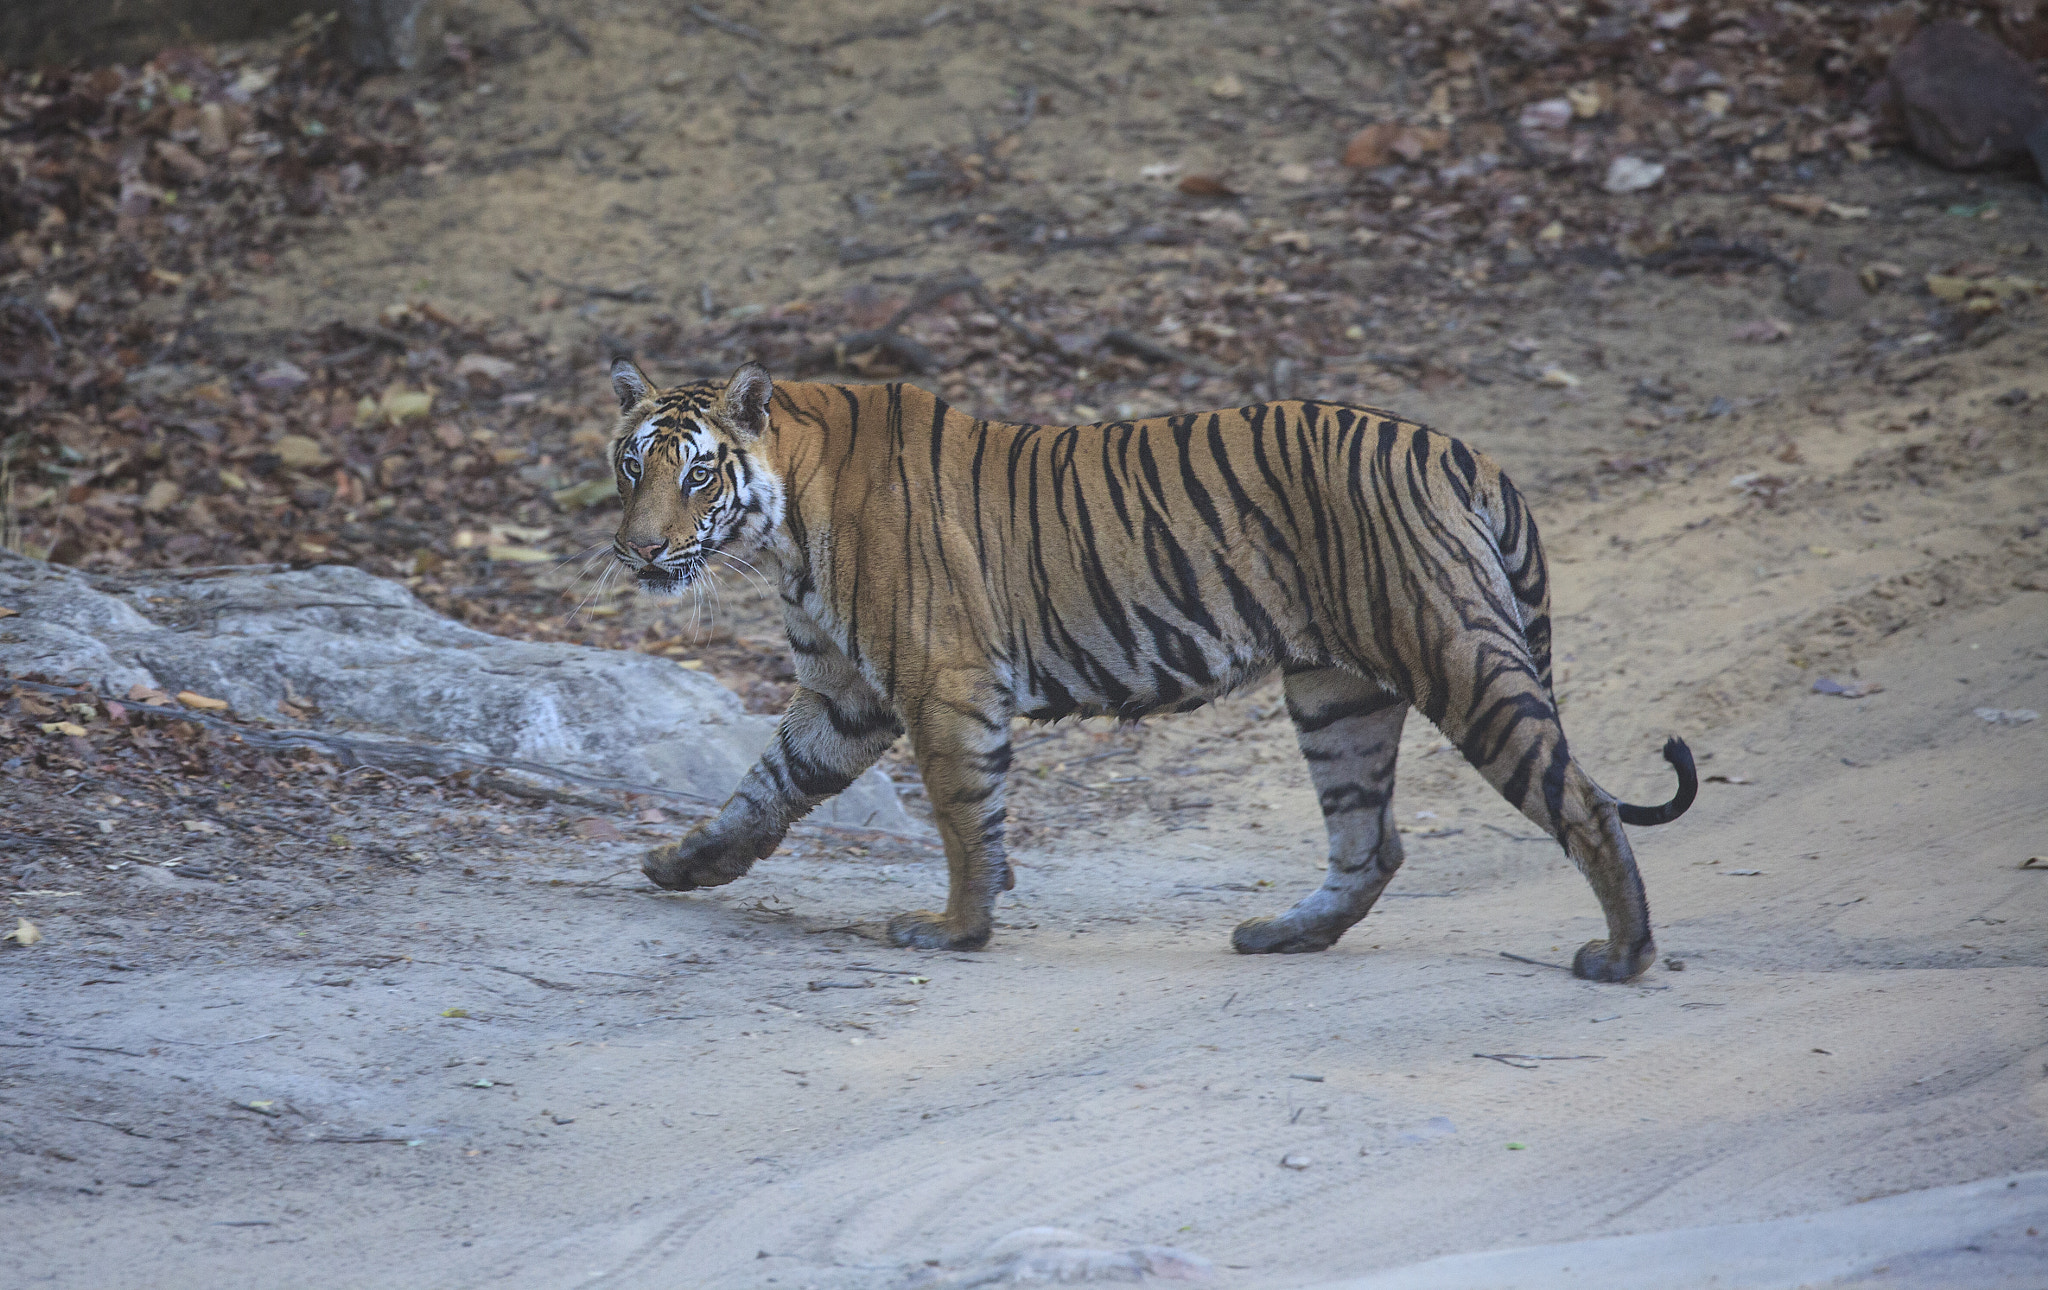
641,831,761,891
1230,915,1344,955
886,910,991,951
1571,937,1656,983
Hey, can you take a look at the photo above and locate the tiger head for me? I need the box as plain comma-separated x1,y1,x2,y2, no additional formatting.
606,358,784,595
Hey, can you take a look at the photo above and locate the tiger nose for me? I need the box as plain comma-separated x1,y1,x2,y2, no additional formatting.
627,539,666,562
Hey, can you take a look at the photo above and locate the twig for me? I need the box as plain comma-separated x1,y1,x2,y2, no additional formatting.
1497,950,1570,972
64,1116,171,1139
689,4,769,44
148,1032,281,1047
1473,1052,1605,1069
485,965,576,991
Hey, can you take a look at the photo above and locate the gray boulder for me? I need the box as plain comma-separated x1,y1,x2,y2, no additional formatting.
0,551,913,833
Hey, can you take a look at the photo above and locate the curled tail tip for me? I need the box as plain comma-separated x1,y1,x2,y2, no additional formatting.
1618,736,1699,827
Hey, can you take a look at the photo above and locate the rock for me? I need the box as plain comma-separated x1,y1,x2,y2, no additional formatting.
1782,268,1868,320
1873,21,2048,175
0,551,913,834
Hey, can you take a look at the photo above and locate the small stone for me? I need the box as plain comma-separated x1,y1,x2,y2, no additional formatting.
1603,156,1665,194
1208,72,1246,100
1280,1154,1312,1170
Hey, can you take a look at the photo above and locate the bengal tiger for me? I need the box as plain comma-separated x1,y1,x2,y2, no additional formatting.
604,359,1695,982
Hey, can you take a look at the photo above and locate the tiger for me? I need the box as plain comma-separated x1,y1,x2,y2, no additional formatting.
603,358,1695,982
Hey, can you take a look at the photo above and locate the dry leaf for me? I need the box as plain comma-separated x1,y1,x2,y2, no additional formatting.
176,690,230,711
1389,127,1446,163
1341,122,1401,169
485,544,554,563
3,918,41,947
1730,318,1793,343
1177,173,1236,198
273,434,331,470
180,819,226,834
38,721,88,737
0,607,17,618
576,817,626,841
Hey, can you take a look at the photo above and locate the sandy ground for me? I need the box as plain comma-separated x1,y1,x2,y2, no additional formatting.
6,2,2048,1287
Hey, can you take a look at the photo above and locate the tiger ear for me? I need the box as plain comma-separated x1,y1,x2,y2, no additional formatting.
610,357,653,412
721,361,773,442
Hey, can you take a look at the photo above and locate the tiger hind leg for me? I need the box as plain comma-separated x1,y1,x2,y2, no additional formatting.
1428,643,1656,983
1233,668,1408,955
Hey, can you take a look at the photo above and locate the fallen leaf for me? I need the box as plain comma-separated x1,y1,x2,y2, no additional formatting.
1388,126,1446,163
1341,122,1401,169
1176,173,1236,198
0,606,17,618
550,479,617,511
453,353,518,384
441,1008,469,1018
1730,318,1793,343
272,434,331,470
1538,367,1580,389
140,479,182,513
485,544,554,564
180,819,225,834
1567,84,1603,118
126,684,173,706
4,918,41,947
1768,192,1829,217
176,691,229,711
576,817,626,841
38,721,88,737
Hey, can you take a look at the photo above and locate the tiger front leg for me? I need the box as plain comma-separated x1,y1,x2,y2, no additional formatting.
643,678,901,891
886,677,1015,952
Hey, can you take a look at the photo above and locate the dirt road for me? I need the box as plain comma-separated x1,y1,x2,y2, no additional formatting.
5,2,2047,1286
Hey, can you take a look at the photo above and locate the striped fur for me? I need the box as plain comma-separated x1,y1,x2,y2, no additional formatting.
610,361,1694,981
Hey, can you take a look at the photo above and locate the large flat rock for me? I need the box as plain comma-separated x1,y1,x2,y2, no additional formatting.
0,551,912,833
